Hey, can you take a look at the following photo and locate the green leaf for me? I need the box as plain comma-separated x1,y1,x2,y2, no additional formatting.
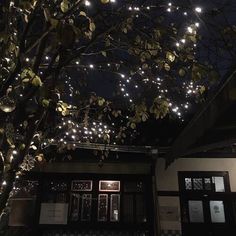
60,0,69,13
179,68,186,77
19,143,26,150
42,99,50,107
98,98,105,106
32,76,43,87
22,78,30,83
101,51,107,57
50,18,59,28
142,113,148,122
166,51,175,62
89,22,96,32
164,63,170,71
199,85,206,94
79,11,87,16
130,123,136,129
105,39,111,47
101,0,109,4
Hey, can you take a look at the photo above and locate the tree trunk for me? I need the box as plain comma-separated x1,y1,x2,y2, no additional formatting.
0,169,15,215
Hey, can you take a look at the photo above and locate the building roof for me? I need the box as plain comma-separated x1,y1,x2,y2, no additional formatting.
166,67,236,166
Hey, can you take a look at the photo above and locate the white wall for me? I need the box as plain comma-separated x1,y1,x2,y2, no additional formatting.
156,158,236,191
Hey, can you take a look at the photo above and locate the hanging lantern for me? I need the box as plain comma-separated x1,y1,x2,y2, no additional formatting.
0,95,16,113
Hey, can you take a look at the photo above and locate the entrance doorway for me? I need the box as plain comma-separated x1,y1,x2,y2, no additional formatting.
37,173,154,235
178,171,235,236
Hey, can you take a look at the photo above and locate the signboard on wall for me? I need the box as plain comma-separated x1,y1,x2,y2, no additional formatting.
39,203,68,224
188,200,204,223
159,206,179,221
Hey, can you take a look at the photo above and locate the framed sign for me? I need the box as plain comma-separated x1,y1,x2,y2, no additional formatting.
39,203,68,224
71,180,93,191
188,200,204,223
99,180,120,192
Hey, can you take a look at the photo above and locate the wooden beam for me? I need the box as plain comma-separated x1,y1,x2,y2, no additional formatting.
43,141,170,155
180,138,236,157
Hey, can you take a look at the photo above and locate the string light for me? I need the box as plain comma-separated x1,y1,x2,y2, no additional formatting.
2,0,207,163
187,26,193,34
12,150,18,155
195,7,202,13
85,0,91,6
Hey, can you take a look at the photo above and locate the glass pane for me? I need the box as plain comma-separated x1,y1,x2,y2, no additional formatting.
98,194,108,221
136,195,147,222
123,194,134,222
204,178,211,190
110,194,120,222
212,177,225,192
13,180,39,197
99,181,120,192
45,181,68,192
69,194,79,221
81,194,92,221
188,200,204,223
193,178,203,190
56,193,67,203
71,180,93,191
124,181,144,192
185,178,192,190
210,201,225,223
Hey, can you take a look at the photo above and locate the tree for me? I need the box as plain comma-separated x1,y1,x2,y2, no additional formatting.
0,0,235,221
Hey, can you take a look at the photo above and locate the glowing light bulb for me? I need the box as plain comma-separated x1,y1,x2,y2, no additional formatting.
85,0,91,6
195,7,202,13
187,26,193,34
12,150,17,155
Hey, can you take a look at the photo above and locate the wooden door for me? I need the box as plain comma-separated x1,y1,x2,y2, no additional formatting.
178,171,235,236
